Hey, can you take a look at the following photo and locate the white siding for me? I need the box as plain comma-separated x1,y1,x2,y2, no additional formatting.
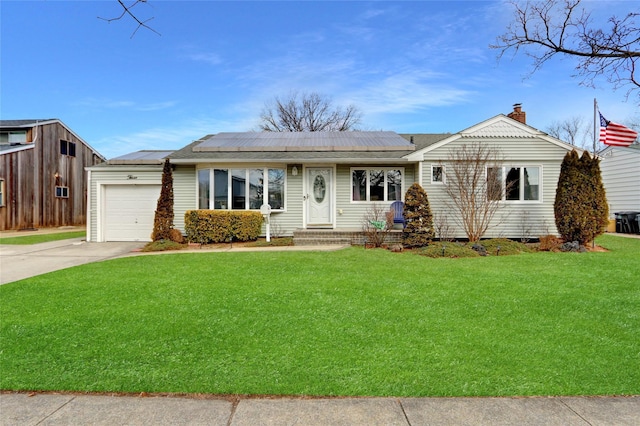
273,165,304,235
600,147,640,215
87,166,163,242
420,137,568,239
335,164,416,229
173,165,196,234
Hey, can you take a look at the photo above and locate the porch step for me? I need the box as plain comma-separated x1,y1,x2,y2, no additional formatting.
293,229,402,246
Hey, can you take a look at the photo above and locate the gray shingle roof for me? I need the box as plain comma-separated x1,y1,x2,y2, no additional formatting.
107,150,173,165
0,119,58,128
168,132,450,164
194,131,415,152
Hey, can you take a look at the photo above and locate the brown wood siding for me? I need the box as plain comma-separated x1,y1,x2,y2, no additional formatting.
0,122,103,230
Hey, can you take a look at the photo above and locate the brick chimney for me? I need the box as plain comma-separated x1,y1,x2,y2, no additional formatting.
507,103,526,124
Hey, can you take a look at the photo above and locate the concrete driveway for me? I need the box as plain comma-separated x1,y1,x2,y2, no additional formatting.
0,238,144,285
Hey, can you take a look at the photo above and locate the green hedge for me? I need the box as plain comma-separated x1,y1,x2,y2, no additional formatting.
184,210,263,243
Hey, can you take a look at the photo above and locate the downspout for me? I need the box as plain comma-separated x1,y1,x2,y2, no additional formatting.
31,122,39,145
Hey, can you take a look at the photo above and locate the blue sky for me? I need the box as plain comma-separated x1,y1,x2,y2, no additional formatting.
2,0,638,159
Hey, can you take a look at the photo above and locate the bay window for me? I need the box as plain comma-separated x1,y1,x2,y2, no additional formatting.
352,168,403,202
198,167,285,210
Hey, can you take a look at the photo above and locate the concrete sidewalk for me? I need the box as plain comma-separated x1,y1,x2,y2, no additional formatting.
1,392,638,426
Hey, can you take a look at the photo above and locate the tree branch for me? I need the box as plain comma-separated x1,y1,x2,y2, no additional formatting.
492,0,640,101
98,0,161,38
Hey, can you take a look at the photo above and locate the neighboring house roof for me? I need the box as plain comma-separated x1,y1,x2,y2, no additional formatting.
0,119,59,128
0,118,106,161
106,150,174,165
0,144,35,154
600,143,640,155
169,132,451,164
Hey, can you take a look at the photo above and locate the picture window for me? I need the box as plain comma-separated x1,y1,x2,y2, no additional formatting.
198,167,285,210
351,168,403,202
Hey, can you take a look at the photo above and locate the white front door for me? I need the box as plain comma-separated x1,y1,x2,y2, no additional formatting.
306,167,333,227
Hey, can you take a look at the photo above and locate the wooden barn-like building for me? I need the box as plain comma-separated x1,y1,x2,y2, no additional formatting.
0,119,105,231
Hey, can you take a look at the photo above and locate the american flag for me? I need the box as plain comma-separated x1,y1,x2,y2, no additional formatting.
599,112,638,147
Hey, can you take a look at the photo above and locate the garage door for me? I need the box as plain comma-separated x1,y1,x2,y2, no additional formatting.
104,184,161,242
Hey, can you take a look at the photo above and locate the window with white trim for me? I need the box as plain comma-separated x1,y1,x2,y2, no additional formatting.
351,168,403,202
488,166,541,202
198,167,285,210
431,165,445,184
0,179,5,207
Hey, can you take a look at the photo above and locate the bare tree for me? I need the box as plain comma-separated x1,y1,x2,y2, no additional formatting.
259,92,361,132
493,0,640,101
99,0,160,38
442,142,511,242
361,203,393,248
546,115,591,148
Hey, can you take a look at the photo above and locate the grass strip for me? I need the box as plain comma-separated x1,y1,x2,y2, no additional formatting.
1,235,638,397
0,231,86,245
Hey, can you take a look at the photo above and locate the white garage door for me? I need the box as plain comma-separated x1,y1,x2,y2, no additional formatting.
104,184,161,242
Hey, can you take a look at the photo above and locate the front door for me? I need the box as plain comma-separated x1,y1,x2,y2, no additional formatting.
306,167,332,227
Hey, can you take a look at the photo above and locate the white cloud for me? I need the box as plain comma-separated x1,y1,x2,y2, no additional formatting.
343,70,474,115
75,98,177,112
185,52,223,66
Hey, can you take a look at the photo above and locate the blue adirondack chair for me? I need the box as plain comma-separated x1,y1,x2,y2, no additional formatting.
390,201,405,228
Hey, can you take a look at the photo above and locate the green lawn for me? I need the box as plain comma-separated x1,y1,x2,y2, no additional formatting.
0,231,86,245
1,235,638,397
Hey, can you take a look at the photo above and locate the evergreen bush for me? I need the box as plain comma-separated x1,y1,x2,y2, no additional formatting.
402,183,434,248
151,159,174,241
554,150,608,245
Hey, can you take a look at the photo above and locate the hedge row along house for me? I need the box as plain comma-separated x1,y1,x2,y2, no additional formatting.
86,105,585,243
0,119,105,231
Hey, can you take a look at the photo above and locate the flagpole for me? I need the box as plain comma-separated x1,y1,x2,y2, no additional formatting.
593,98,598,155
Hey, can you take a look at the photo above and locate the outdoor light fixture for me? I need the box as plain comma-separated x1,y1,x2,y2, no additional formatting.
442,244,446,257
292,166,298,176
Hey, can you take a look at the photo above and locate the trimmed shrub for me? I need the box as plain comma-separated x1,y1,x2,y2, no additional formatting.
554,150,609,245
581,152,609,242
184,210,263,244
402,183,435,248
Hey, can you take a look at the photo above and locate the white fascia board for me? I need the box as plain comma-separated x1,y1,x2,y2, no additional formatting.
85,164,163,172
170,158,412,165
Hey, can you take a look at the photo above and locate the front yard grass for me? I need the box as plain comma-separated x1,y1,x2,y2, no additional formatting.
1,235,638,397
